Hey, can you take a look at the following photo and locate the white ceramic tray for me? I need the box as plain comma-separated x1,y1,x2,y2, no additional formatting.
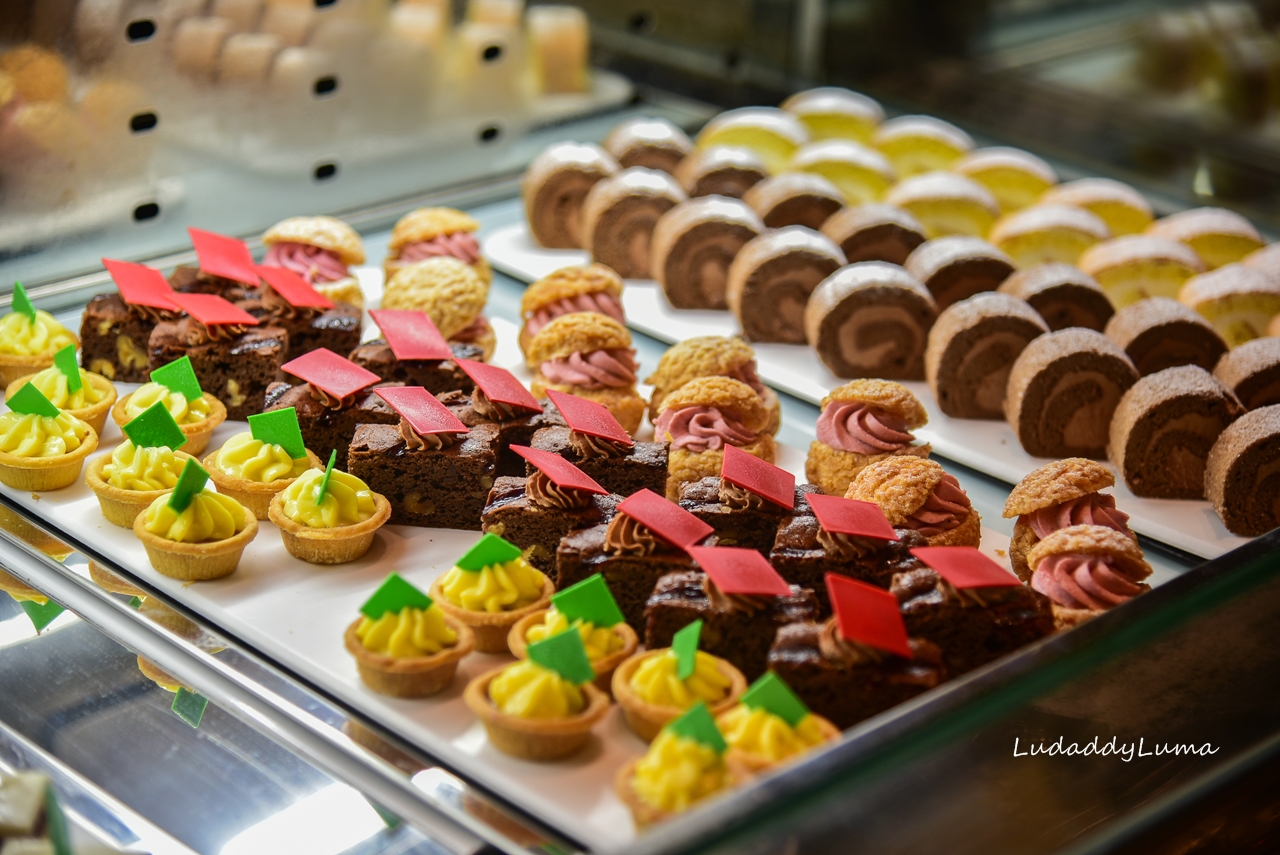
2,318,1019,851
484,221,1250,561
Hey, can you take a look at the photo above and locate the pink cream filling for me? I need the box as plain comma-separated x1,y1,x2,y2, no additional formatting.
263,242,349,283
1032,553,1145,611
1025,494,1131,540
727,361,767,398
540,349,638,389
905,474,971,536
526,292,626,338
398,232,482,265
816,401,914,454
451,316,491,343
655,405,756,453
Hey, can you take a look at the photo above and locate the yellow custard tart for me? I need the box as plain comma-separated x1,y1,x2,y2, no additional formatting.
464,660,611,761
508,606,639,695
134,488,257,581
112,382,226,457
716,704,839,776
206,432,321,520
0,408,98,491
613,649,746,742
268,467,391,565
6,366,116,435
344,603,475,698
85,440,195,526
430,540,554,654
0,308,78,387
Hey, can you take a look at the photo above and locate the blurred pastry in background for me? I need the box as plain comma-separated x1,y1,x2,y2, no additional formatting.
653,196,764,311
1147,207,1264,269
1040,178,1154,236
904,236,1015,310
871,115,973,177
789,139,895,206
604,117,693,174
781,86,884,143
1077,234,1206,308
954,147,1058,213
695,107,809,174
1103,297,1227,376
1213,336,1280,410
0,43,69,103
382,257,495,360
262,216,366,307
384,207,491,286
1178,262,1280,346
519,264,625,361
820,204,926,265
522,141,619,249
998,263,1115,332
989,204,1110,267
674,146,769,199
884,172,999,239
581,167,687,279
743,173,843,230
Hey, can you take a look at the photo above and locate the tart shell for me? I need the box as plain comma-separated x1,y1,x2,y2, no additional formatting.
611,649,747,742
430,576,555,654
464,664,611,761
133,510,258,581
85,449,197,527
205,448,322,520
268,490,392,565
508,609,639,696
111,392,227,457
344,616,475,698
6,370,117,435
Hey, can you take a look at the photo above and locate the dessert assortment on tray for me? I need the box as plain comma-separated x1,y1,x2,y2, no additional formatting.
488,87,1280,558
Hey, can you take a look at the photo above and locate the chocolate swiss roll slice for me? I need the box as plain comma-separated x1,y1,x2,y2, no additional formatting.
650,196,764,311
1103,297,1228,376
727,226,846,343
925,292,1048,419
1004,328,1140,458
997,263,1115,332
820,203,926,265
1206,404,1280,535
742,173,844,230
581,167,688,280
674,146,769,199
1108,365,1244,499
603,116,693,174
522,141,620,249
904,235,1016,310
1214,337,1280,410
805,262,939,380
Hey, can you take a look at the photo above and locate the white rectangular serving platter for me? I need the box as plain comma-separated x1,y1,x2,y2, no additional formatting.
2,317,1018,852
484,221,1250,561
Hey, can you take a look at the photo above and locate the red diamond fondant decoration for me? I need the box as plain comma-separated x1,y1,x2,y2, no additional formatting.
721,445,793,510
512,445,607,495
188,227,260,286
617,489,713,550
256,264,333,310
169,292,259,327
369,309,452,362
103,259,180,311
688,545,791,597
826,573,911,658
457,359,540,414
806,494,898,542
546,389,633,446
910,546,1021,589
375,386,467,436
282,348,379,400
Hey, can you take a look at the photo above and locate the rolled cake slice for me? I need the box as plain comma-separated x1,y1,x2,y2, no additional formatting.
743,172,844,230
603,116,693,174
953,146,1058,213
845,456,981,547
695,107,809,174
903,235,1016,310
998,263,1115,332
1005,327,1140,458
522,141,620,249
1147,207,1264,269
581,167,688,279
781,86,884,142
726,226,846,343
884,172,999,239
1028,525,1152,629
1179,263,1280,347
789,139,896,206
655,375,776,499
1241,242,1280,278
1108,365,1244,499
805,379,930,495
1040,178,1154,236
925,292,1048,419
1213,337,1280,410
820,204,927,265
871,115,974,177
651,196,764,310
1103,297,1228,376
805,261,939,380
674,146,769,199
1205,403,1280,535
645,336,781,433
529,312,646,433
989,204,1110,267
1077,234,1205,309
519,263,626,360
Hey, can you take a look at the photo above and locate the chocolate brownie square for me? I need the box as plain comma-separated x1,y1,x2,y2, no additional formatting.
679,476,820,555
481,476,620,579
892,567,1054,676
644,570,819,681
169,265,251,301
768,621,945,729
239,297,362,363
263,381,401,470
437,391,566,477
529,425,668,497
348,340,481,396
79,293,159,382
348,422,499,530
149,317,288,421
556,523,696,634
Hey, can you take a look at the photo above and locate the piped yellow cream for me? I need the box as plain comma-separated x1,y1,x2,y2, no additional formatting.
124,382,211,425
489,660,585,719
0,310,75,356
102,441,184,491
215,432,309,483
0,411,92,458
26,365,107,409
141,490,248,543
357,605,457,658
631,650,731,709
717,706,827,763
632,730,729,813
437,556,545,613
525,607,621,661
279,468,376,528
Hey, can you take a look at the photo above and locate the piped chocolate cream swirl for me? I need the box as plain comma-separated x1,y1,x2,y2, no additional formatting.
702,575,768,614
527,469,592,510
718,480,764,510
818,617,885,665
309,383,355,410
605,512,659,556
471,387,519,421
399,418,456,452
568,430,629,459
